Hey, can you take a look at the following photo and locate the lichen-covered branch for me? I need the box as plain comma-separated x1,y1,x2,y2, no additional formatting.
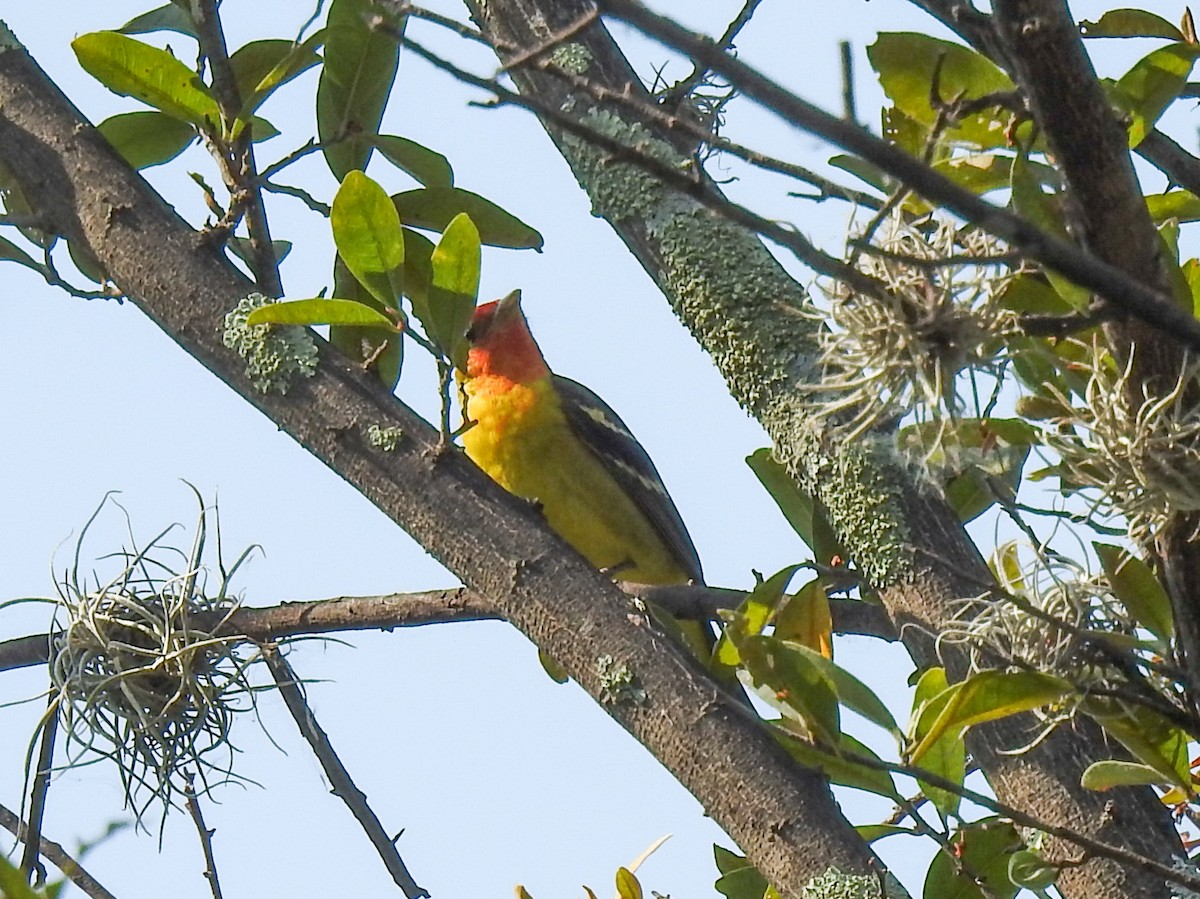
462,2,1181,896
0,30,880,893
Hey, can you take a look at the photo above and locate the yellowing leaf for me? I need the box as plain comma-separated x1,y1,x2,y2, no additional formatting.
73,31,220,129
910,670,1070,765
614,867,642,899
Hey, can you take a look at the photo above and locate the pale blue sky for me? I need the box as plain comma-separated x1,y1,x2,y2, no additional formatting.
0,1,1182,897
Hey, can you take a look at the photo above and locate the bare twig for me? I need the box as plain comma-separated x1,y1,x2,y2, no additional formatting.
382,28,892,300
19,696,59,886
501,7,599,71
0,587,896,674
191,0,283,296
594,0,1200,353
660,0,762,105
262,647,429,899
839,40,857,123
0,802,119,899
183,776,224,899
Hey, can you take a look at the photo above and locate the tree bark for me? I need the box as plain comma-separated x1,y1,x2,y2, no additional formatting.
0,28,884,894
464,2,1183,895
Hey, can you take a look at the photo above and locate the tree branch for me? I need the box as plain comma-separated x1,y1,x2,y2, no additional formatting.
0,588,896,673
0,32,880,893
461,2,1181,896
0,802,119,899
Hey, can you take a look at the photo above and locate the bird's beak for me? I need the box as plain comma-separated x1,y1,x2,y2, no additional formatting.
494,289,523,324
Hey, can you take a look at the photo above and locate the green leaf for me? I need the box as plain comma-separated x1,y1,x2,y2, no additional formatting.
370,135,454,188
774,727,900,798
745,449,842,562
1111,43,1200,146
1081,10,1186,40
827,154,892,194
230,36,323,117
774,576,833,657
996,274,1074,315
331,255,403,390
1146,190,1200,223
856,824,918,842
1011,153,1091,309
911,670,1070,765
909,667,965,817
401,227,435,310
0,855,50,899
923,819,1021,899
426,213,481,368
317,0,401,180
246,298,393,327
97,110,194,169
1094,543,1174,643
615,868,643,899
1081,760,1170,791
118,4,197,38
1007,850,1059,891
868,33,1015,150
72,32,221,129
713,847,771,899
780,638,901,739
227,237,293,270
715,565,800,667
332,170,405,306
740,634,840,742
393,187,543,250
1085,699,1192,789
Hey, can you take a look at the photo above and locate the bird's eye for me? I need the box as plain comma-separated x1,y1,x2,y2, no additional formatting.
465,322,479,342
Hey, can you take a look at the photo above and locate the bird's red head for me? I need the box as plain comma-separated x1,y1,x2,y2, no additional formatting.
464,290,549,383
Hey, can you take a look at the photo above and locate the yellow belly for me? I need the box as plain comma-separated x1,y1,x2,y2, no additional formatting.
462,376,687,584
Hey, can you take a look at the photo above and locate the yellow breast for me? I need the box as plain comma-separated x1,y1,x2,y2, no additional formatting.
461,375,688,584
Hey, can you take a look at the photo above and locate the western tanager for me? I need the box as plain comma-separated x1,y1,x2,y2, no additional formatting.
460,289,705,597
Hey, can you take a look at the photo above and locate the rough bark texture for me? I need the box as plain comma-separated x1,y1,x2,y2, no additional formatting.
0,33,884,893
464,1,1183,895
993,0,1200,810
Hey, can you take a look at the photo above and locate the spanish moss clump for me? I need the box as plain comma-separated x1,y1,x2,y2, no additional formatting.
1040,339,1200,544
46,495,262,826
811,214,1017,447
941,545,1135,685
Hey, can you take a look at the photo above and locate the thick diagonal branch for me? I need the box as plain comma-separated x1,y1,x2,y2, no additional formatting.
0,33,880,893
462,2,1181,896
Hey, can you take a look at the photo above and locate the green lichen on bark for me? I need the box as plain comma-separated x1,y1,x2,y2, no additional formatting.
549,42,592,75
773,413,915,584
560,107,915,584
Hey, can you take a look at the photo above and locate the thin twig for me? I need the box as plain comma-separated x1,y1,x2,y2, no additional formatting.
263,646,430,899
839,40,857,123
260,180,331,216
192,0,283,296
184,775,224,899
0,587,896,674
500,7,599,71
817,737,1200,893
661,0,762,104
0,802,119,899
20,695,58,886
594,0,1200,352
382,28,893,301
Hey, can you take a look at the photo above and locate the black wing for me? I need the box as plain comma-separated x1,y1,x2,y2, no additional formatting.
552,374,703,584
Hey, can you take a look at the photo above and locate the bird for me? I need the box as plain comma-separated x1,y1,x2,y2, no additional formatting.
458,289,714,653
